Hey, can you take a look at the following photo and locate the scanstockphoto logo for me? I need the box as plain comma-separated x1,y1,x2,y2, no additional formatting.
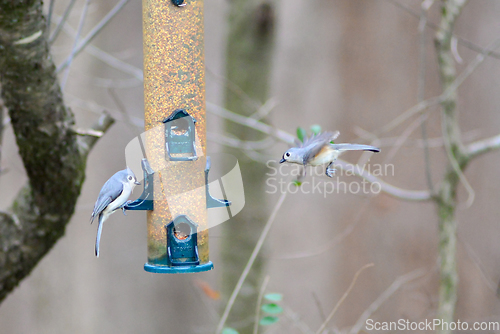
123,123,245,231
266,160,394,197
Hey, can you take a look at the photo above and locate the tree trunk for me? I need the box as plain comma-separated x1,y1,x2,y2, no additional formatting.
0,1,112,303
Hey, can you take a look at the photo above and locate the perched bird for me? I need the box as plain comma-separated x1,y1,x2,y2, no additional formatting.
280,131,380,177
91,168,140,257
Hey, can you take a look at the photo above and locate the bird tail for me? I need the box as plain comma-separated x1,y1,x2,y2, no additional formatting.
331,144,380,153
95,214,104,257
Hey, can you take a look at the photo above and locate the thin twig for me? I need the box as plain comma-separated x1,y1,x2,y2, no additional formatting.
377,36,500,136
86,46,143,81
377,96,441,134
441,116,475,207
65,93,144,128
335,160,432,201
216,192,287,334
312,292,327,323
49,0,77,43
465,133,500,159
354,126,481,149
386,0,500,60
74,128,104,137
462,242,497,292
284,307,315,334
446,37,500,96
78,111,115,156
385,112,429,163
60,0,91,90
206,67,262,112
348,268,427,334
315,263,374,334
51,13,144,81
274,198,371,260
249,97,278,120
207,132,275,150
107,88,141,135
46,0,56,37
207,102,295,144
57,0,131,73
253,275,271,334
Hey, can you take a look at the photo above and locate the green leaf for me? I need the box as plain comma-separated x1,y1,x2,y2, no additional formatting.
260,316,279,326
296,127,306,143
310,124,322,135
292,180,302,187
264,293,283,302
222,328,239,334
261,303,284,314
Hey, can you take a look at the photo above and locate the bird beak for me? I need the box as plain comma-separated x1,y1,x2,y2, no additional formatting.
279,158,285,163
134,180,141,185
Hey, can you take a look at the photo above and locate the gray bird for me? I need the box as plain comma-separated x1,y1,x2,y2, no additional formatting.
91,168,140,257
280,131,380,177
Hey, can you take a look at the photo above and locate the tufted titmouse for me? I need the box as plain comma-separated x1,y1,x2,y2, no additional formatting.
280,131,380,177
90,168,140,257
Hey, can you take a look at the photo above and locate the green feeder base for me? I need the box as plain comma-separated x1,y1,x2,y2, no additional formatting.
144,261,214,274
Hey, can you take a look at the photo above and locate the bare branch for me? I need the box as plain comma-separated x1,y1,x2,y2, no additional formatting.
253,275,270,334
335,160,432,201
78,111,116,156
378,95,441,134
385,112,429,162
315,263,374,334
207,102,295,144
65,92,144,128
207,132,275,150
284,307,315,334
387,0,500,60
465,133,500,159
51,13,144,81
56,0,131,73
49,0,77,43
216,192,287,334
46,0,56,37
354,126,482,149
249,97,278,120
60,0,91,90
349,268,428,334
274,199,371,260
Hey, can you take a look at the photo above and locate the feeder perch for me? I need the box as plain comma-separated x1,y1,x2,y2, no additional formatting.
205,156,231,209
125,158,154,211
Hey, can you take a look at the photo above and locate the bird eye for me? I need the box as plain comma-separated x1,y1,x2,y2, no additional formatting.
128,176,133,181
285,152,291,158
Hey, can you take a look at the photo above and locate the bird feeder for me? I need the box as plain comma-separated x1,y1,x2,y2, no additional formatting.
127,0,228,273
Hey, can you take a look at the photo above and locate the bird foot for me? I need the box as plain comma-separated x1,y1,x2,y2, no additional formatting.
325,168,336,178
120,200,133,215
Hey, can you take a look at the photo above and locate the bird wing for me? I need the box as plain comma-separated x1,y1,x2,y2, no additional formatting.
91,176,124,223
301,131,339,163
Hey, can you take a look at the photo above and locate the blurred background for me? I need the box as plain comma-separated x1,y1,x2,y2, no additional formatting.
1,0,500,333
